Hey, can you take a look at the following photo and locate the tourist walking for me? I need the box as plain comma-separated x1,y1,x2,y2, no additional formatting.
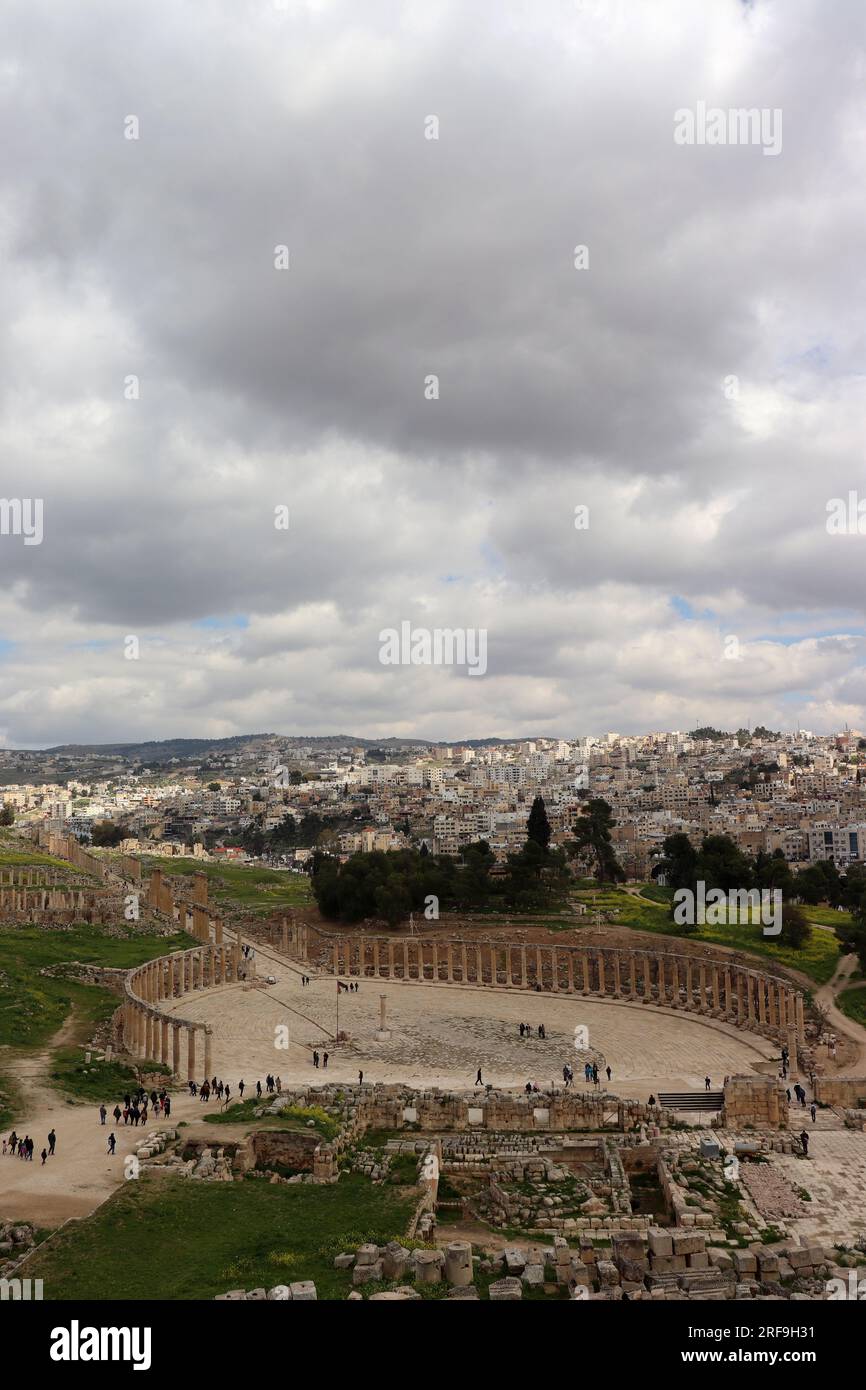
238,1080,245,1098
800,1130,809,1156
322,1054,328,1069
107,1132,116,1154
99,1104,107,1125
810,1103,817,1123
475,1069,483,1087
704,1076,711,1090
47,1129,56,1156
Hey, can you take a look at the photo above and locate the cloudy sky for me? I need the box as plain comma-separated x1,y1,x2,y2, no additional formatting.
1,0,865,746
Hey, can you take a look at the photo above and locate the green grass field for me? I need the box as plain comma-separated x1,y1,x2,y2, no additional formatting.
47,1046,172,1103
24,1172,416,1300
0,926,197,1050
143,858,312,914
0,925,196,1124
837,985,866,1028
0,850,85,870
571,885,839,984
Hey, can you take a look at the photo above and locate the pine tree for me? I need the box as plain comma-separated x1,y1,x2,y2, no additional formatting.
526,795,551,851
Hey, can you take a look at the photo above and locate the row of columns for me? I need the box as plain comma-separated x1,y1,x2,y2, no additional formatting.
0,888,105,910
124,940,243,1079
122,999,213,1083
330,938,805,1044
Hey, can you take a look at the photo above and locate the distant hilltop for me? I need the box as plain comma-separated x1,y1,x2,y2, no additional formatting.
28,733,538,762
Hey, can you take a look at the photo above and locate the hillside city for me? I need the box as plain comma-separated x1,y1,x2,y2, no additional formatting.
4,727,865,879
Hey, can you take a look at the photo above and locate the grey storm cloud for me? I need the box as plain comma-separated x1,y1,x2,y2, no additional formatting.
0,0,864,744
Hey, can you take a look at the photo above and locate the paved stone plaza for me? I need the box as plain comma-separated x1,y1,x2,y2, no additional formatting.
160,956,777,1096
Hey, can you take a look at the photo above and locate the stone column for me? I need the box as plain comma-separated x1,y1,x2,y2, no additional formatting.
446,945,454,982
474,946,482,984
657,957,666,1005
612,954,621,998
388,942,396,977
521,947,528,987
597,952,605,995
778,988,787,1031
757,978,767,1026
172,1022,181,1077
460,943,467,983
795,993,805,1042
567,951,575,993
160,1017,169,1066
203,1028,212,1081
723,968,733,1020
551,949,559,992
670,959,679,1008
187,1027,196,1083
582,953,591,993
711,966,721,1013
684,960,693,1010
402,942,409,979
373,940,380,978
747,974,756,1025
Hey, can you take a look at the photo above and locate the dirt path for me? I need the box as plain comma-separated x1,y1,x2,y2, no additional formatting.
815,952,866,1074
0,1019,203,1226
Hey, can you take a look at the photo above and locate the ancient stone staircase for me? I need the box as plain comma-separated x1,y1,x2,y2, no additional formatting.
658,1090,724,1112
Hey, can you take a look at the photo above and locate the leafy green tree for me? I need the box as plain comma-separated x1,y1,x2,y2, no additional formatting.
753,849,794,898
659,832,698,891
91,820,130,848
778,903,811,950
697,835,754,894
569,800,624,883
795,859,842,906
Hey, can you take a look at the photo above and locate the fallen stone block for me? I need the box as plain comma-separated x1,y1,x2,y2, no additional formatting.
489,1277,523,1301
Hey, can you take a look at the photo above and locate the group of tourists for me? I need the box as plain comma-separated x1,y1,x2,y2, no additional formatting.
518,1022,546,1039
104,1088,171,1129
3,1129,55,1164
336,980,360,993
311,1051,329,1069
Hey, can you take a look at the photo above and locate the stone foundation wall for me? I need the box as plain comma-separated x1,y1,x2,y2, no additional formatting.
813,1075,866,1108
720,1074,788,1128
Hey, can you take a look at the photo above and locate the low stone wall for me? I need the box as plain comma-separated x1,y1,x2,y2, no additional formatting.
813,1075,866,1108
